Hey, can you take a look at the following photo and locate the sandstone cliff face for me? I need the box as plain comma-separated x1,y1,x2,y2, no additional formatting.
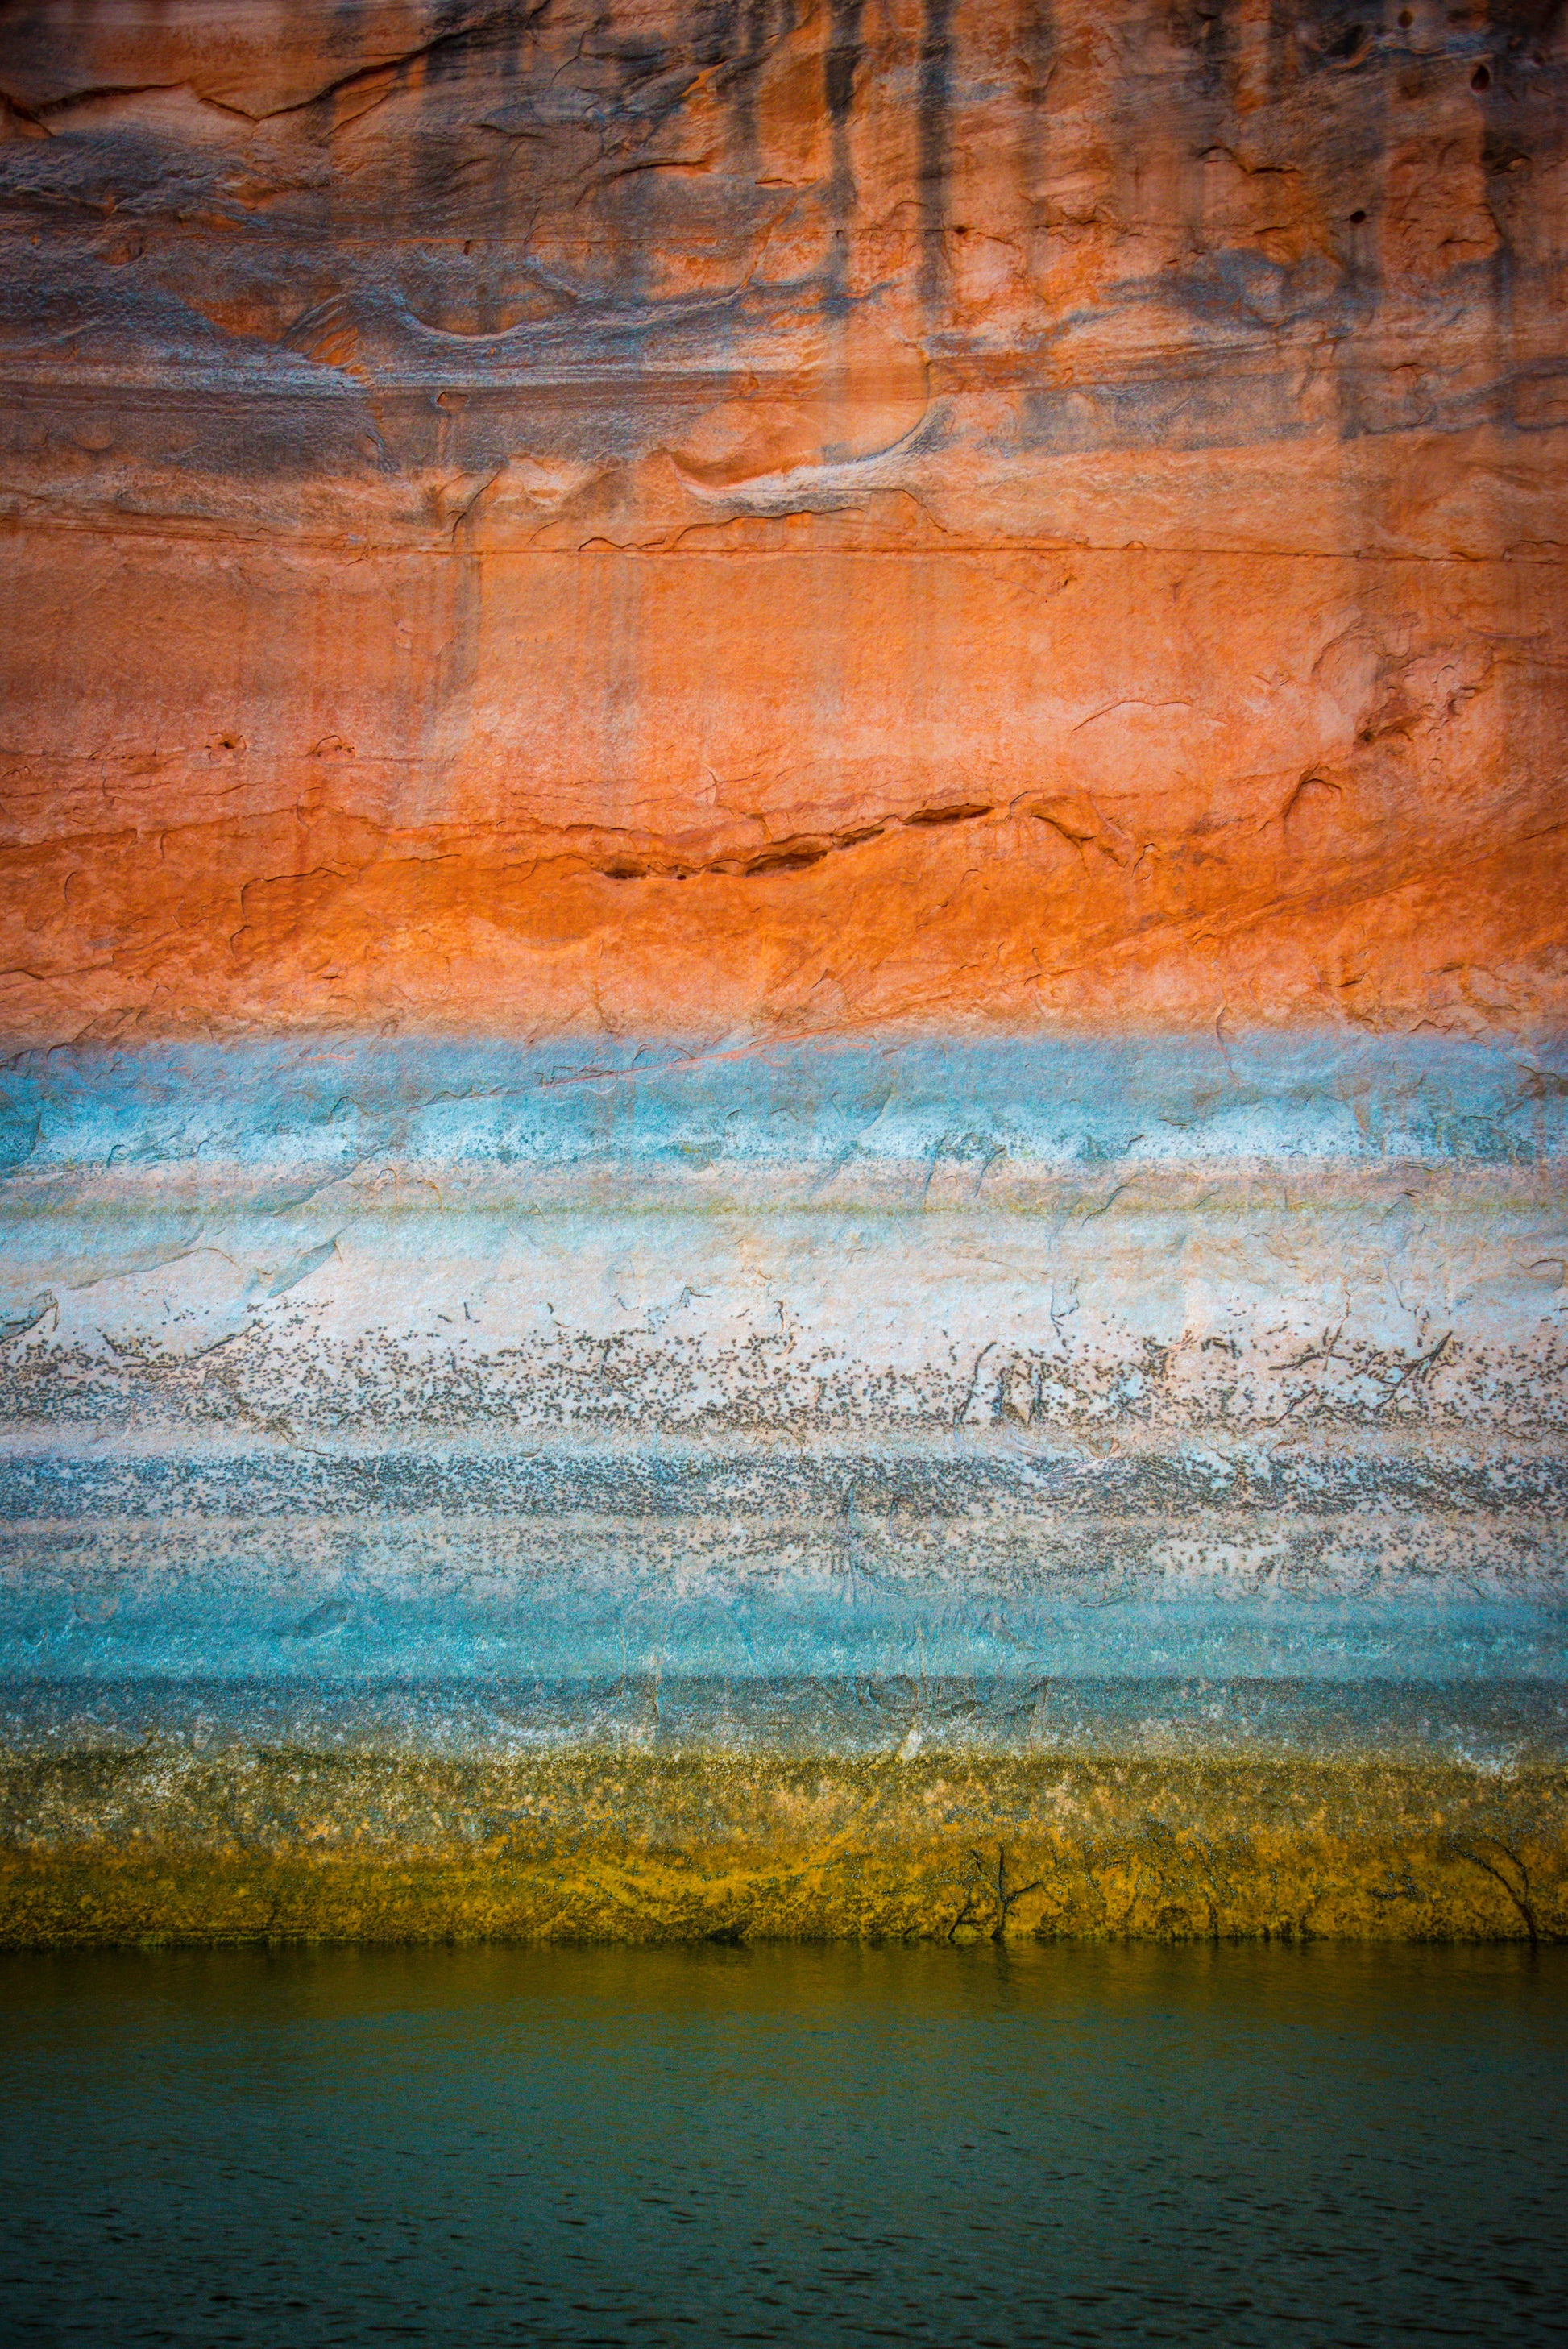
2,0,1564,1042
2,5,1566,1944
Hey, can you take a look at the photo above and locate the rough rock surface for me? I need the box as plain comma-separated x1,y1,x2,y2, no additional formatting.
3,1754,1563,1947
2,0,1566,1041
1,0,1565,1940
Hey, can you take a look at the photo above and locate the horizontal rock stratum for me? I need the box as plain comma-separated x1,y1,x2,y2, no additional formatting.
0,0,1564,1941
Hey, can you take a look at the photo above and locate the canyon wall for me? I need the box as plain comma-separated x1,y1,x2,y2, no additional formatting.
1,0,1565,1940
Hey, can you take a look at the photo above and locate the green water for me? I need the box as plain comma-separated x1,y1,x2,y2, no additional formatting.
2,1942,1564,2347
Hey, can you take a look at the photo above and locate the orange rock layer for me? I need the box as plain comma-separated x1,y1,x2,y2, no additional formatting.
1,0,1564,1044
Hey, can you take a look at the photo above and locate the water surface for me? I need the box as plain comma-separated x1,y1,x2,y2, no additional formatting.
2,1941,1564,2346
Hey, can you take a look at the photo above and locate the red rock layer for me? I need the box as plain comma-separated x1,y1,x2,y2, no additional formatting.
1,0,1564,1044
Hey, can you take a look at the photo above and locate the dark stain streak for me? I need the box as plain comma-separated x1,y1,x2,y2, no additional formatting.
824,0,864,127
917,0,955,309
824,0,865,243
822,0,865,311
689,0,743,78
728,0,774,171
1019,0,1056,100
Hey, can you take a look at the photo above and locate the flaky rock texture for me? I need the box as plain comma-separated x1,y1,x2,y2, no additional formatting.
2,0,1566,1040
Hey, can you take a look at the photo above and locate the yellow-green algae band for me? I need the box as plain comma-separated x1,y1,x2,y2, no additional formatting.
2,1752,1561,1946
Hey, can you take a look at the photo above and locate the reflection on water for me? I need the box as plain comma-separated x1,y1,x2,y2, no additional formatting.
2,1940,1563,2347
